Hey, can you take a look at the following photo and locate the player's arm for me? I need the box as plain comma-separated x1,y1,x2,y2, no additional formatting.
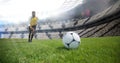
36,17,39,25
35,17,39,29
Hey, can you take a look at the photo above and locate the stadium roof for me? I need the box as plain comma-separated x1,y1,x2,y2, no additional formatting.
57,0,83,13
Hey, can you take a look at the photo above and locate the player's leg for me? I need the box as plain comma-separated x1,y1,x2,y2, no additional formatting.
30,26,36,42
28,26,32,42
31,32,34,41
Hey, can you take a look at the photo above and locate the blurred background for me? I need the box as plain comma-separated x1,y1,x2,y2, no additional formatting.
0,0,120,39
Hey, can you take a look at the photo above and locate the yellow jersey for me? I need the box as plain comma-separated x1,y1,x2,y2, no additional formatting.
30,17,38,26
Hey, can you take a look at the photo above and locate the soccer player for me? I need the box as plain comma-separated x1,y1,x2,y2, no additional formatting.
28,11,38,42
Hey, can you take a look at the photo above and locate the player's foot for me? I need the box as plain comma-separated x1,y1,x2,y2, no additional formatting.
30,39,32,42
28,39,32,42
30,40,32,42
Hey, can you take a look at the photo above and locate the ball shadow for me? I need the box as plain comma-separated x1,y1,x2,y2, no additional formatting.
56,46,70,50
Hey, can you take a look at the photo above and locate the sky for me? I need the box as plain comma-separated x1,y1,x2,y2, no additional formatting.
0,0,65,24
0,0,83,25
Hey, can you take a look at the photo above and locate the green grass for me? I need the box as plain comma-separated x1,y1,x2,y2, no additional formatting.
0,36,120,63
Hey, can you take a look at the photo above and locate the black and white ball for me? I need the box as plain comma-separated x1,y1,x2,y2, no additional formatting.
62,32,81,49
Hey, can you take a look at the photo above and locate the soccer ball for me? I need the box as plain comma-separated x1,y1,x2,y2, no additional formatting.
62,32,81,49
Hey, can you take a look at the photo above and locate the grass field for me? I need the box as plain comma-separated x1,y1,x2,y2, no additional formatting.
0,36,120,63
